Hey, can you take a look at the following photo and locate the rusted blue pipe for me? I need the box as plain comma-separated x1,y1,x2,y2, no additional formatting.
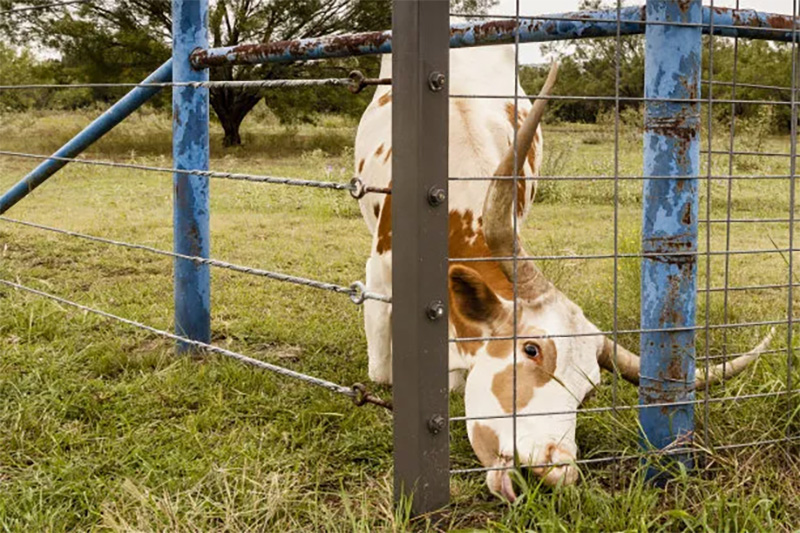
0,59,172,215
190,6,798,68
639,0,701,481
173,0,210,348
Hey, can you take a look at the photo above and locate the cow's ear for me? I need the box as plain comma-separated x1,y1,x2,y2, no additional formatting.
449,265,504,323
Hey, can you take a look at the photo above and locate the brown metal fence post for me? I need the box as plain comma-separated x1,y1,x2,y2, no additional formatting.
391,0,450,515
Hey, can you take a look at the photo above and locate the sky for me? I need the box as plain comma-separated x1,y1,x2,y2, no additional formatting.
491,0,797,64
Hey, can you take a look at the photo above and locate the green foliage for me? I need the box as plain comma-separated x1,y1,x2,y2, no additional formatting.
0,0,496,146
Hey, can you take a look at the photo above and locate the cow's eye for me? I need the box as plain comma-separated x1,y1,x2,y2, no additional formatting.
523,342,540,359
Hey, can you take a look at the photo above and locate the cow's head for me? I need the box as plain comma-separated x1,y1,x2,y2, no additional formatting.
453,62,774,501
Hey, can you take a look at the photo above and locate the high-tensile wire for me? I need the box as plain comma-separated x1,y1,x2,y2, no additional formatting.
0,216,390,304
0,278,391,410
0,0,88,16
0,150,389,195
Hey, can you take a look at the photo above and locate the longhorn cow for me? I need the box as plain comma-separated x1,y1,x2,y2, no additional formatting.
354,46,772,501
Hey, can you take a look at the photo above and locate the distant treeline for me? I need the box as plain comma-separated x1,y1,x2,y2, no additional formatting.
2,27,795,139
520,35,795,133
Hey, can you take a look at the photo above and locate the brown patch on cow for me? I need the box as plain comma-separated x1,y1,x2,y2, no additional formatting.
378,91,392,106
358,158,365,173
383,147,392,164
491,337,558,413
448,209,516,356
375,143,384,156
472,423,501,467
486,311,514,358
373,204,380,218
449,210,514,300
375,181,392,254
449,265,504,356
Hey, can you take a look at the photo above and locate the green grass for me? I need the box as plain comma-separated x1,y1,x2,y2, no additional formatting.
1,109,800,531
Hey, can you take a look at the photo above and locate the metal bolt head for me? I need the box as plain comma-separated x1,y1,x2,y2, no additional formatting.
428,71,446,92
427,187,446,206
426,300,445,321
428,414,446,435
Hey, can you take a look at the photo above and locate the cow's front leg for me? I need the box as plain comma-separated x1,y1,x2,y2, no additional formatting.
365,251,392,384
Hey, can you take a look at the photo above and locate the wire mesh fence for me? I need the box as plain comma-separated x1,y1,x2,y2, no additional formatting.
439,0,800,506
1,0,799,516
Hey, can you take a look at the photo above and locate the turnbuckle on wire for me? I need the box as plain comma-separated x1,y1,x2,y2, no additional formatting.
349,177,392,200
352,383,393,411
348,70,391,94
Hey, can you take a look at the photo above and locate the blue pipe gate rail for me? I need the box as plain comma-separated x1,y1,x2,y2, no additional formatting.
0,0,797,516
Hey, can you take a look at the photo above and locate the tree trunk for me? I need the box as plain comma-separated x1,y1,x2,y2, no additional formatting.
220,113,244,147
209,83,263,148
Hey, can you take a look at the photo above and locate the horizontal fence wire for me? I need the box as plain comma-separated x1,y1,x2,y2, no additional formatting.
451,388,798,423
0,80,351,90
0,0,88,15
450,319,786,343
0,277,392,409
452,248,799,262
450,93,798,106
449,174,798,181
449,11,798,35
0,75,391,92
0,150,390,195
0,216,390,304
449,435,800,475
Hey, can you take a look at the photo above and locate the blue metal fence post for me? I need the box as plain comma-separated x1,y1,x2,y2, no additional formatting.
172,0,210,348
640,0,702,479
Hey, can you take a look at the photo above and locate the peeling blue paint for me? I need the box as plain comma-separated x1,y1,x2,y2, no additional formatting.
173,0,210,349
190,6,799,68
639,0,701,482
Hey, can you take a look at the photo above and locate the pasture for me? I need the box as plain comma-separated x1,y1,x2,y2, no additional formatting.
1,108,800,531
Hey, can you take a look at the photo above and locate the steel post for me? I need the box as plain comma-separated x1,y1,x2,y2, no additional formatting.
0,60,172,215
639,0,702,480
172,0,210,348
392,0,450,515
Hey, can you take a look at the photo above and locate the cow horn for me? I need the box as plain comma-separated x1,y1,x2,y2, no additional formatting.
483,62,558,300
597,327,775,388
494,61,558,179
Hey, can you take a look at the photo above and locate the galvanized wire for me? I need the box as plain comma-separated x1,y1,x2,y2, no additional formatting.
450,93,797,107
451,319,785,343
0,150,390,195
450,435,800,474
451,388,799,423
0,216,390,304
0,73,391,92
0,79,353,90
449,10,798,36
0,0,88,16
0,277,392,409
452,247,799,262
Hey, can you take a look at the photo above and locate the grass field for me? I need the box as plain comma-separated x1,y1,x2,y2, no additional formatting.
1,108,800,531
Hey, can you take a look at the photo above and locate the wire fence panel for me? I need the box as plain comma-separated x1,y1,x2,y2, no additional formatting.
2,0,800,517
442,0,799,506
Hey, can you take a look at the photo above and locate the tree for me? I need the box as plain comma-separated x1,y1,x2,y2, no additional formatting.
521,0,794,131
1,0,497,146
